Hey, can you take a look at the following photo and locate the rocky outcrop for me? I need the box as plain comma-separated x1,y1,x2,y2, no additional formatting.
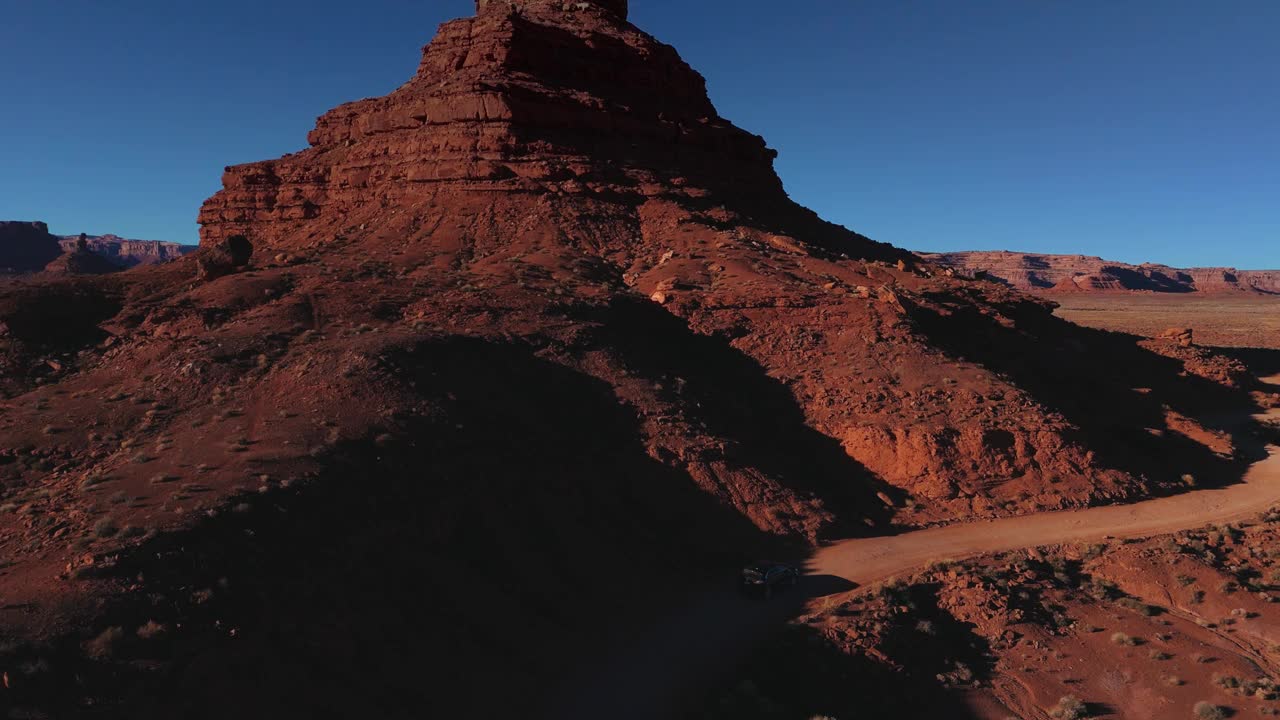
56,234,193,267
925,250,1280,294
198,0,804,254
1157,327,1195,348
194,234,253,280
0,221,63,273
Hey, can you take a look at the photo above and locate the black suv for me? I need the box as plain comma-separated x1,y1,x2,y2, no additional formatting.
740,562,800,597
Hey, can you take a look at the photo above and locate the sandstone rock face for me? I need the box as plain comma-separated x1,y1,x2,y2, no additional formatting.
0,221,63,273
925,250,1280,294
56,234,193,267
199,1,789,251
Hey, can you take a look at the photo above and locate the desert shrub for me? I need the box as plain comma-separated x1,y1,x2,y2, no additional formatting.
1050,695,1089,719
119,525,146,539
135,621,166,640
1177,574,1198,586
93,518,118,538
1117,597,1160,616
1079,543,1109,560
80,474,110,489
1164,675,1185,686
1150,650,1172,661
1193,702,1227,720
1090,579,1122,600
1111,632,1140,646
1213,674,1241,690
84,626,123,659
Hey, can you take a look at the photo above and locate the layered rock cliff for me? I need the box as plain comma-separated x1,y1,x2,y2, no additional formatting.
56,234,193,267
926,250,1280,294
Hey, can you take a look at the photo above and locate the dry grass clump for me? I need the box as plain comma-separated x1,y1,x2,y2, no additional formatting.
93,517,118,538
80,473,111,490
1110,632,1140,646
1213,674,1241,690
1193,701,1228,720
119,525,146,539
1049,695,1089,719
135,621,166,640
1117,597,1160,616
84,626,124,660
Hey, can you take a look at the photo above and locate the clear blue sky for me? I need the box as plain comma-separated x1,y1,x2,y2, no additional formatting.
2,0,1276,268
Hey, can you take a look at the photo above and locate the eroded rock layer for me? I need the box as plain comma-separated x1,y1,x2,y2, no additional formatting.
56,235,193,267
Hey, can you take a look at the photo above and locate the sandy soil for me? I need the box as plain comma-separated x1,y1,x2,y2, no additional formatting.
1051,295,1280,349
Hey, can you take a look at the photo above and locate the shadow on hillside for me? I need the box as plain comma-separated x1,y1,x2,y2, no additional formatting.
0,277,124,397
905,289,1266,493
691,584,991,720
4,338,886,720
1218,347,1280,380
574,297,902,538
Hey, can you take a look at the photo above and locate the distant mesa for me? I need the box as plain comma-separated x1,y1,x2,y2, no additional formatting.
924,250,1280,295
55,233,194,268
0,221,193,275
44,233,123,275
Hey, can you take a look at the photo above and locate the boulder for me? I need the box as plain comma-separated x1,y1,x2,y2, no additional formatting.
195,235,254,281
1157,327,1195,347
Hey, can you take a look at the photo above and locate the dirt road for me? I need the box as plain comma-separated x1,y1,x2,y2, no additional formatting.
812,395,1280,586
